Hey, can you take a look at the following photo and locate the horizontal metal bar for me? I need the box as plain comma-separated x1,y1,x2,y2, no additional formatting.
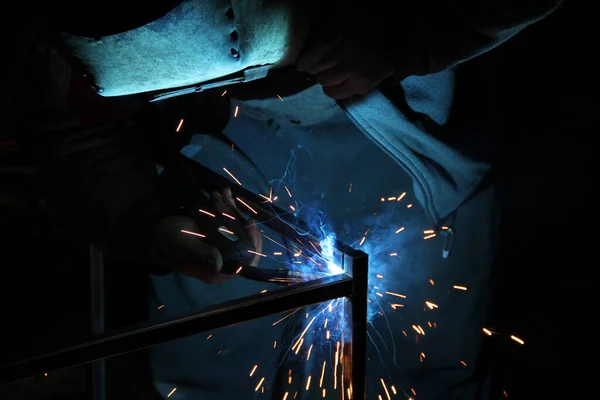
0,274,352,385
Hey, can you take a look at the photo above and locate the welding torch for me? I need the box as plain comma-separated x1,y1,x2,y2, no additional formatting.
169,154,331,285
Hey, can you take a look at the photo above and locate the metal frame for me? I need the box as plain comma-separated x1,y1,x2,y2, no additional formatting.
89,245,106,400
0,155,369,399
0,240,368,400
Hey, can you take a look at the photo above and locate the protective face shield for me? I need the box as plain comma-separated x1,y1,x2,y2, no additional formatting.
54,0,313,98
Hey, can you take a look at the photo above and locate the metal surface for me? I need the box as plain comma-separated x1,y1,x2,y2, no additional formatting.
1,153,370,399
151,66,271,102
348,251,369,400
0,274,352,384
89,246,106,400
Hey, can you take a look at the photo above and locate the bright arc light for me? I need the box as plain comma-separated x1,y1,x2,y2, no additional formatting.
319,233,344,275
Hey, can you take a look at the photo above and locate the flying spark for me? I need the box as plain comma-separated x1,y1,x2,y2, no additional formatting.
180,230,205,238
223,167,243,186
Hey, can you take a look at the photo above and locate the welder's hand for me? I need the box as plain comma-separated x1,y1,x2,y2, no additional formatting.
295,30,394,100
210,187,263,267
150,215,232,284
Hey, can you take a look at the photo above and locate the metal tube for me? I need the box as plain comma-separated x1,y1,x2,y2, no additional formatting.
0,274,352,385
349,251,369,400
89,245,106,400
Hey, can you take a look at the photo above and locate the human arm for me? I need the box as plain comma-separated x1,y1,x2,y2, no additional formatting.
46,122,237,283
296,0,564,99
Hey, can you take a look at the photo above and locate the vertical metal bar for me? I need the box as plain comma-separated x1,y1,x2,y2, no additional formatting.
349,251,369,400
89,245,105,400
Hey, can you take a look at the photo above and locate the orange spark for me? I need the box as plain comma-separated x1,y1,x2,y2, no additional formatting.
235,197,258,214
510,335,525,345
181,230,205,238
425,301,438,309
199,209,216,217
307,344,313,360
255,377,265,391
222,167,242,186
386,291,406,298
250,365,258,376
273,311,296,326
248,249,267,257
380,378,391,400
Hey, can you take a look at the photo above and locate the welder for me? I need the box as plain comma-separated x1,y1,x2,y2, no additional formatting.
2,0,563,398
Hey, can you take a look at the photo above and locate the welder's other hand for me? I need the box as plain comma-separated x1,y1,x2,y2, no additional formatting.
210,188,263,266
295,32,394,100
150,215,232,284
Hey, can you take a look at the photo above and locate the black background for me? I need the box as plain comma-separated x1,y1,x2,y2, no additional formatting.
1,1,595,398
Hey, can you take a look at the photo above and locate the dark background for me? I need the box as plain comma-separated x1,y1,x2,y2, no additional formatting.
0,1,595,398
485,2,594,397
471,1,595,396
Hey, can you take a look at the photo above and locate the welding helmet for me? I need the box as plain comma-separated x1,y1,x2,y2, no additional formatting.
52,0,314,98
